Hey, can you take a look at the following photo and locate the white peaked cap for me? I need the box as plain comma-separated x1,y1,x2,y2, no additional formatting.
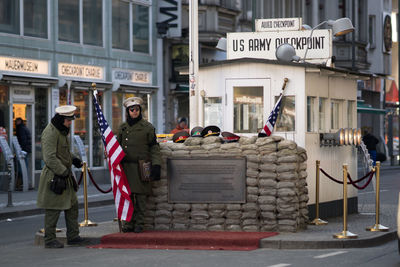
55,105,77,117
123,97,143,108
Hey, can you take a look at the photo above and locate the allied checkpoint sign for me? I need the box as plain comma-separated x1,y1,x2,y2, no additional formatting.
255,17,302,32
227,29,332,63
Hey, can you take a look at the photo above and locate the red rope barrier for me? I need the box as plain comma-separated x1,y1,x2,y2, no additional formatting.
77,171,83,185
320,168,375,189
87,169,112,194
347,171,375,189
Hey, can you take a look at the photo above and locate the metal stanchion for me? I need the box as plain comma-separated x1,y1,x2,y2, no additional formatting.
366,161,389,232
79,162,97,227
333,164,358,239
6,163,13,207
310,160,328,225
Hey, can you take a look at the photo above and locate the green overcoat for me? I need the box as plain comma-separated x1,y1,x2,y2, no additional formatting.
117,119,161,194
37,123,77,210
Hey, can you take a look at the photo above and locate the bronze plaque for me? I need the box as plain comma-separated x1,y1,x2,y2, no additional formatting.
168,157,246,203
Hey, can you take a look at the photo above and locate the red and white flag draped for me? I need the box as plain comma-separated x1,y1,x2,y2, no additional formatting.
92,90,133,221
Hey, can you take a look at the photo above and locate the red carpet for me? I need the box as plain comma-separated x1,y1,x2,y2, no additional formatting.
90,231,278,251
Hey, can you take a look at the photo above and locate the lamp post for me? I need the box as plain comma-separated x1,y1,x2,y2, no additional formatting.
303,18,354,62
189,0,199,128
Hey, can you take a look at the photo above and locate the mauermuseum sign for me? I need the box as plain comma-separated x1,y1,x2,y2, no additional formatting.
168,158,246,203
227,29,332,61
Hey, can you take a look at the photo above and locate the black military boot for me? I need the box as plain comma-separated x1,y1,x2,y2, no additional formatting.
133,226,143,233
45,240,64,248
67,236,89,246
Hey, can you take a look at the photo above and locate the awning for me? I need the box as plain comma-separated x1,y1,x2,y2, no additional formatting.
173,84,189,93
357,101,387,115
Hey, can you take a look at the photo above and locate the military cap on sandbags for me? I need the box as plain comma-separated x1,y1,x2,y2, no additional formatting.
123,97,143,108
173,131,190,143
201,125,221,137
221,131,240,143
191,126,203,137
55,105,77,120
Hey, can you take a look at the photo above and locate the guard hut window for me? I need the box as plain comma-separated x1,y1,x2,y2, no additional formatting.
58,0,103,46
275,96,295,132
204,97,223,128
319,97,327,131
233,87,263,133
307,96,316,132
347,100,355,128
330,100,342,130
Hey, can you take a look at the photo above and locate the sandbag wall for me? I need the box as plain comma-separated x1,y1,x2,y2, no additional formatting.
144,135,309,232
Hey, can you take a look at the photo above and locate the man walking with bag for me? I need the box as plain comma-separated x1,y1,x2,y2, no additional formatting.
37,105,85,248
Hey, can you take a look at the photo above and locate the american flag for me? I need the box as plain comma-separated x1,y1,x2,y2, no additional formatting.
260,94,283,136
92,90,133,221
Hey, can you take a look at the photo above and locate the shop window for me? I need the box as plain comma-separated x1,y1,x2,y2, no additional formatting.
24,0,47,38
319,97,327,131
275,95,295,132
34,88,48,170
233,87,263,133
0,0,20,34
307,96,316,132
204,97,223,128
112,93,123,134
58,0,103,46
112,0,151,54
0,85,10,172
73,89,89,163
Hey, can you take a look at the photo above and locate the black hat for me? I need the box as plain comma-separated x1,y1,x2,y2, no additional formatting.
201,125,221,137
191,126,203,137
221,131,240,143
173,131,190,143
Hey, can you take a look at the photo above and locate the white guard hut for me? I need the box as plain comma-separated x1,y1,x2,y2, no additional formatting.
191,18,369,215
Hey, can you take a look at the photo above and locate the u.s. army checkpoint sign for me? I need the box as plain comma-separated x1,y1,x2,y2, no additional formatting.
227,29,332,62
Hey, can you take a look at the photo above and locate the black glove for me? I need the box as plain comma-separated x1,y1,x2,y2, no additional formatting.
150,165,161,181
50,174,67,195
72,157,83,168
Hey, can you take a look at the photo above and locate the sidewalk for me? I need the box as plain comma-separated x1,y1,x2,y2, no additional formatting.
0,184,114,220
1,170,398,250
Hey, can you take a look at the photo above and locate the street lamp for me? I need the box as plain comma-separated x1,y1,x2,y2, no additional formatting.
303,17,354,61
216,37,227,51
275,17,354,64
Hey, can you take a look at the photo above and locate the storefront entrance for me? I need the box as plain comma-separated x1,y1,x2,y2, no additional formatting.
12,103,34,190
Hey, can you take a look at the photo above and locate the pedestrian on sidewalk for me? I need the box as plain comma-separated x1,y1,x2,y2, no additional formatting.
362,129,379,166
36,105,85,248
15,117,32,190
117,97,161,233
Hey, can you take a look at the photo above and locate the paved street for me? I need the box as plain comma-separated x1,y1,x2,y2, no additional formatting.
0,165,399,267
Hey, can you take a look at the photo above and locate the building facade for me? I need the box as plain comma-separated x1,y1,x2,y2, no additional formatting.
161,0,396,163
0,0,161,189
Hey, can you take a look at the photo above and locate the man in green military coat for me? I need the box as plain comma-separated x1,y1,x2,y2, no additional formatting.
117,97,161,233
37,105,85,248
